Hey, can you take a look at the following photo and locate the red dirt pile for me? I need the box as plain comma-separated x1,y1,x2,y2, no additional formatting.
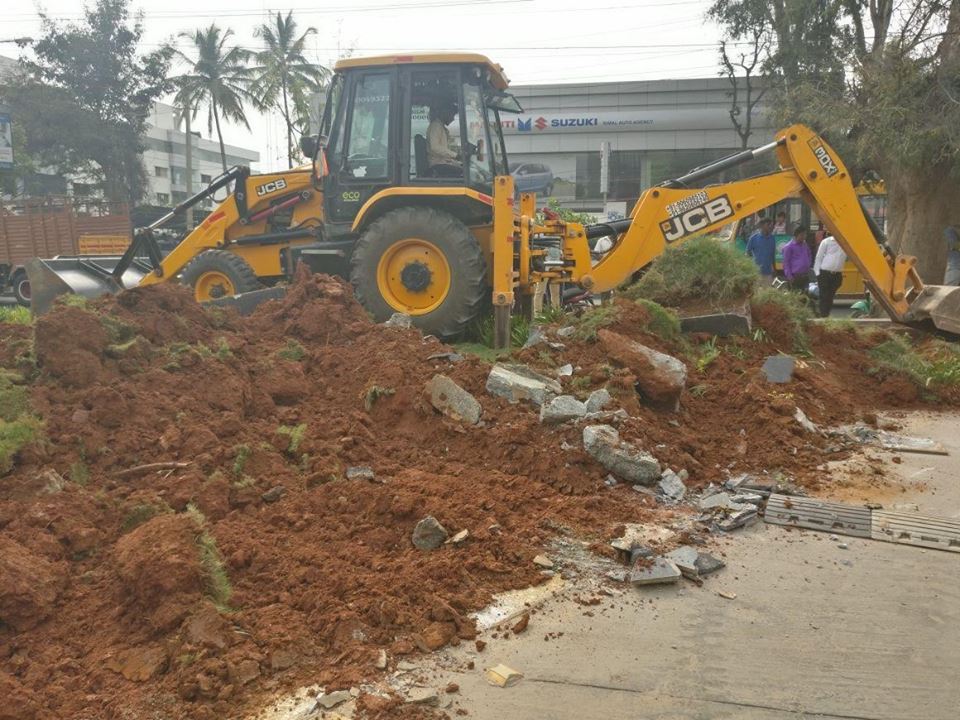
0,274,952,720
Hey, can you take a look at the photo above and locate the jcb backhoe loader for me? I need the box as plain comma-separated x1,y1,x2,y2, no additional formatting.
27,52,960,346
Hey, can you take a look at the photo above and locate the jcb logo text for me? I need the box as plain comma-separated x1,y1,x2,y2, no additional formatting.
255,178,288,196
807,139,839,177
660,195,734,243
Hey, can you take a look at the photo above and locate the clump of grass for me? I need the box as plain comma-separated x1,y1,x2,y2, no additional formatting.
689,383,710,397
623,236,758,306
751,286,813,354
0,372,29,422
232,444,251,478
360,384,395,412
121,502,169,533
535,303,567,325
696,337,721,373
468,313,530,349
278,339,307,361
100,314,138,344
573,304,622,341
276,423,307,454
0,306,32,325
869,336,960,390
214,337,232,360
69,460,90,486
56,294,89,309
0,416,42,475
186,504,233,611
635,299,680,341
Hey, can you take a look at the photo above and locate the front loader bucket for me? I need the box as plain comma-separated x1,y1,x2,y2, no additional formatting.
26,256,146,315
907,285,960,335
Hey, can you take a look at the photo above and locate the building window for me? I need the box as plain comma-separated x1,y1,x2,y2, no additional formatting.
156,192,170,204
154,166,168,178
200,174,212,184
171,167,186,186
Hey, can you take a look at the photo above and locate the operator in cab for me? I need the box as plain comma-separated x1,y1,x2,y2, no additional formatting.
427,101,462,177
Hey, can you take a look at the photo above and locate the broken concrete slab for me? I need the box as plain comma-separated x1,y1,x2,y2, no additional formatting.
486,364,562,406
316,690,352,709
598,329,687,411
761,355,796,383
412,516,448,550
680,311,752,336
405,687,440,705
658,469,687,502
664,546,699,578
698,492,745,511
425,374,482,424
730,492,764,506
384,313,413,329
629,558,682,586
717,506,759,531
582,424,661,485
694,552,726,576
585,387,613,413
485,664,524,687
539,394,587,424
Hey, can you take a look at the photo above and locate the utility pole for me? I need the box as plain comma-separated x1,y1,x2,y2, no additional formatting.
184,111,194,230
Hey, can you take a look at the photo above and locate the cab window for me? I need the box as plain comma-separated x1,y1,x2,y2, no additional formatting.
462,76,494,190
409,69,461,181
343,73,391,180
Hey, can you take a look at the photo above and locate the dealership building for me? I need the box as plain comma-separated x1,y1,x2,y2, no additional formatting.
502,77,772,210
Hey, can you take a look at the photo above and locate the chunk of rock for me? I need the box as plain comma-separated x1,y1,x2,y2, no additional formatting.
375,649,388,670
522,326,546,349
698,492,743,511
345,466,377,482
794,407,819,433
717,506,759,531
486,364,562,406
664,546,699,579
761,355,796,383
585,388,612,413
555,326,576,338
694,552,726,576
582,424,660,485
261,485,285,503
532,554,554,569
425,374,482,424
316,690,352,709
539,395,587,424
680,311,751,336
557,363,574,377
385,313,413,328
658,469,686,501
412,516,448,550
629,557,681,586
597,329,687,411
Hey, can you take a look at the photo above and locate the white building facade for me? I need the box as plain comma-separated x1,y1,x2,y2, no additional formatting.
144,103,259,208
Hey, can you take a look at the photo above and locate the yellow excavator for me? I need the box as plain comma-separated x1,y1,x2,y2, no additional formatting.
27,52,960,346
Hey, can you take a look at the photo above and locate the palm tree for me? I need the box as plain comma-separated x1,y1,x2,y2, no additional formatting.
251,11,329,168
171,25,253,173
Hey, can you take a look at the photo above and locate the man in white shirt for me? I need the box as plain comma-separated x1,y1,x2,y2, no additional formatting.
426,102,461,175
813,235,847,317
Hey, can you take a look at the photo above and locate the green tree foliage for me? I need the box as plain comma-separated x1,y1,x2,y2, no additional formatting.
1,0,171,201
708,0,960,281
172,25,254,173
250,12,329,168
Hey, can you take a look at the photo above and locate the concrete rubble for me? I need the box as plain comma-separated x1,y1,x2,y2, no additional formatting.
315,690,352,709
384,313,413,329
582,424,661,485
405,687,439,705
629,557,682,585
425,374,482,424
345,466,377,482
658,469,687,501
761,355,796,383
484,664,524,687
585,387,613,413
539,394,587,424
412,516,448,550
486,363,562,406
597,329,687,410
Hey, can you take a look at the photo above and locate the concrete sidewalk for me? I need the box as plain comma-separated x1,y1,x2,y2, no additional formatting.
424,412,960,720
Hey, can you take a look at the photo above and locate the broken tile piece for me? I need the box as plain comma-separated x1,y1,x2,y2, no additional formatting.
485,664,524,687
628,558,681,586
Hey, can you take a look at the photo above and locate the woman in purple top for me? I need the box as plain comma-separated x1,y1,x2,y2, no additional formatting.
782,226,813,292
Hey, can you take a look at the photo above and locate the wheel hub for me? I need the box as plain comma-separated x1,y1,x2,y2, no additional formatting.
400,261,432,292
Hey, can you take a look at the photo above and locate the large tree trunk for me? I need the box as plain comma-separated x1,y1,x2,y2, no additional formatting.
212,99,227,173
885,164,960,283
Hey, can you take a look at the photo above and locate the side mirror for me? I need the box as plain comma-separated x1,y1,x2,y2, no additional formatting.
300,134,318,159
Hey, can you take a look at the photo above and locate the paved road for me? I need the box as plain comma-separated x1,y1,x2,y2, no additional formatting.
421,412,960,720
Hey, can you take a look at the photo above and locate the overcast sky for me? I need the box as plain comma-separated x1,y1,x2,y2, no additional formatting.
2,0,725,172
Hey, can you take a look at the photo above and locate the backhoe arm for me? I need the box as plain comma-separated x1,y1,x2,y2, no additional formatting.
570,124,949,326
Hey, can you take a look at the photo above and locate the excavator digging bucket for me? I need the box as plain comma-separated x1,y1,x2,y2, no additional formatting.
25,256,146,316
907,285,960,335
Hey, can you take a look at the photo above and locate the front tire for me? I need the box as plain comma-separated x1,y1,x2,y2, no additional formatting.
351,207,486,339
11,270,31,307
179,250,262,303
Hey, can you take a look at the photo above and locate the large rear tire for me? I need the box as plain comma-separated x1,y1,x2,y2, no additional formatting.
179,250,262,303
351,207,486,339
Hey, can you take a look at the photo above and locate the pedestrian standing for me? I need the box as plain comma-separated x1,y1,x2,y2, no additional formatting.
814,235,846,317
782,226,812,292
746,218,776,285
773,211,787,235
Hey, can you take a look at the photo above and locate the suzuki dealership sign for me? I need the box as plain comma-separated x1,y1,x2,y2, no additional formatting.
501,107,760,134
